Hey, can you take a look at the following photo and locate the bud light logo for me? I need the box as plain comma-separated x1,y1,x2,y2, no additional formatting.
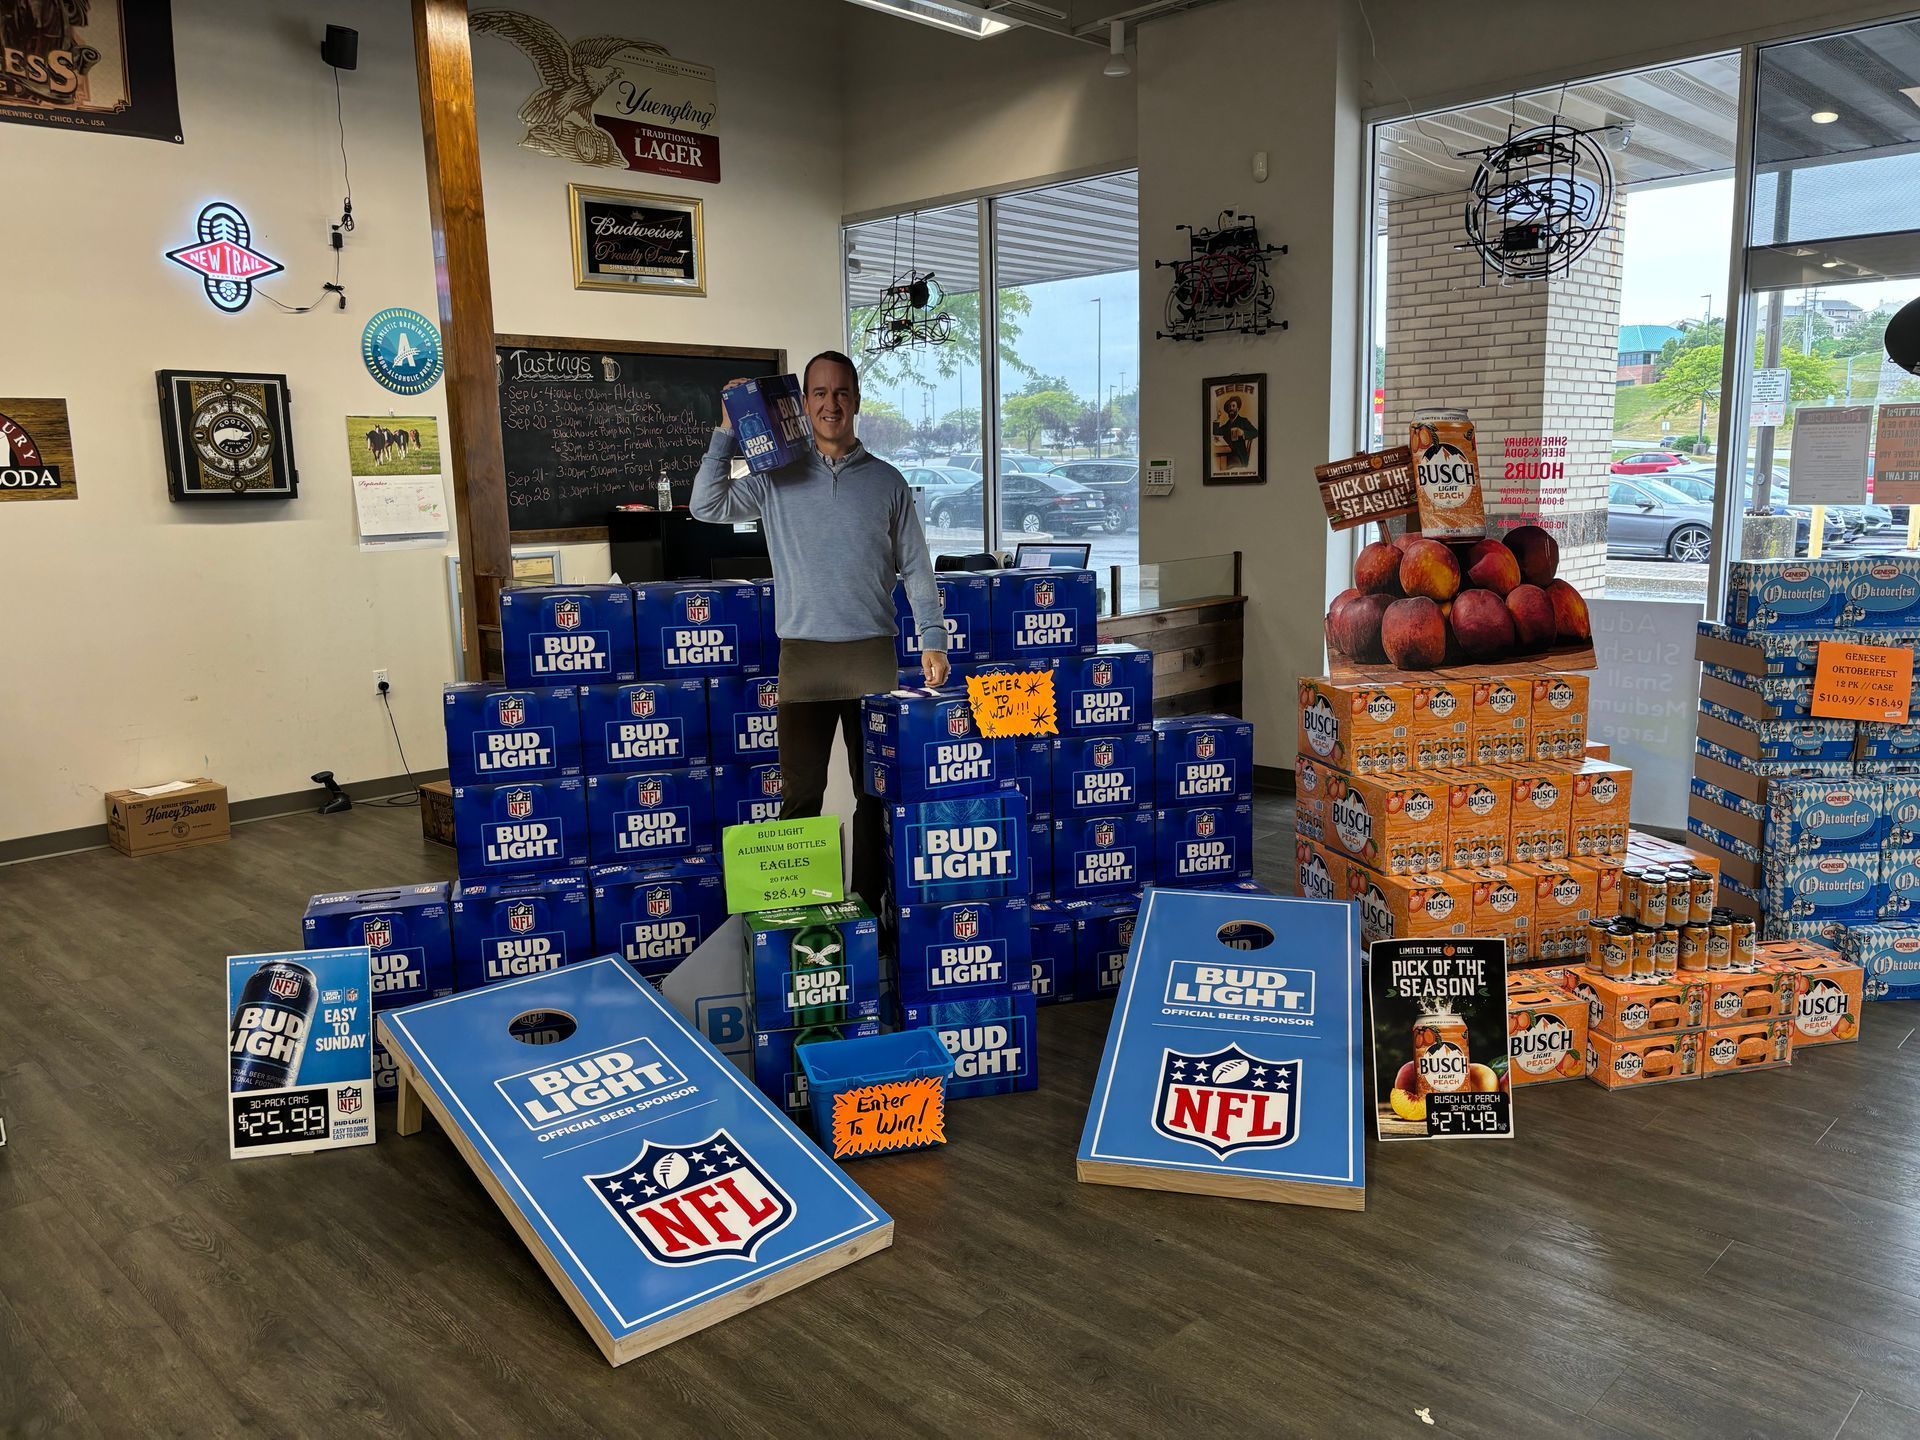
630,689,656,718
506,788,534,819
952,908,979,940
506,900,537,933
760,769,783,796
646,886,674,918
269,973,302,1000
947,706,971,737
1154,1045,1298,1156
587,1131,795,1265
684,594,712,624
361,917,392,951
1091,660,1113,687
1094,821,1115,848
554,599,581,630
755,679,779,709
1196,811,1216,838
497,696,526,726
637,779,664,808
1093,742,1114,768
867,711,885,733
1195,733,1217,759
1033,580,1055,607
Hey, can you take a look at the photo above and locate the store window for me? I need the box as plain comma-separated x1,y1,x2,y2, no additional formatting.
844,171,1140,568
1723,17,1920,573
1369,55,1738,604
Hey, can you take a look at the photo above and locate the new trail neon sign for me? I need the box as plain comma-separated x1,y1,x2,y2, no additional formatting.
166,202,283,313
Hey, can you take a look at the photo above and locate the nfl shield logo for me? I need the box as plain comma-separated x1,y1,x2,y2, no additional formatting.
760,769,783,797
505,788,534,819
362,917,392,951
554,599,581,631
268,972,301,1000
629,688,657,719
1153,1045,1300,1158
1033,580,1055,607
1196,811,1217,838
646,886,673,918
1094,820,1115,848
1195,733,1217,760
946,706,970,737
586,1130,796,1265
1118,916,1136,945
684,593,712,624
506,900,536,933
337,1085,363,1115
1092,741,1114,768
637,778,664,808
1091,660,1114,687
756,679,779,709
952,907,979,940
497,696,526,726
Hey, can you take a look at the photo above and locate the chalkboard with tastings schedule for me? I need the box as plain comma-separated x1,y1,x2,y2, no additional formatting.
496,334,783,541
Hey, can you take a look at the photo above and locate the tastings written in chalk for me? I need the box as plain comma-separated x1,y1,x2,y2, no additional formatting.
1812,641,1915,723
965,669,1058,738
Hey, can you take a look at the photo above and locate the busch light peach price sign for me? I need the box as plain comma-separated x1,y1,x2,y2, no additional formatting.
1077,889,1366,1210
1367,938,1512,1142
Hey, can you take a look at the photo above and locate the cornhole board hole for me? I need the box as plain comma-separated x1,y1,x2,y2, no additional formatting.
379,956,892,1365
1077,888,1366,1210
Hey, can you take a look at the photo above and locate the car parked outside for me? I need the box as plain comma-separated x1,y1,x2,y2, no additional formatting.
1610,449,1691,475
925,473,1110,535
1048,459,1139,533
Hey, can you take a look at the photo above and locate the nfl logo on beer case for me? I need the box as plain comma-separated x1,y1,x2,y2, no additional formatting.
586,1131,795,1265
685,593,712,625
631,690,656,718
555,600,581,630
497,696,525,726
508,901,537,933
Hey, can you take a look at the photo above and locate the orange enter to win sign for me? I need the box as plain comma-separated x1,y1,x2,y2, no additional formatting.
965,669,1058,738
1811,641,1915,723
830,1076,948,1159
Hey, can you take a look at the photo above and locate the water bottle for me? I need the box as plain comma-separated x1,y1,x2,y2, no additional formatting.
655,462,673,512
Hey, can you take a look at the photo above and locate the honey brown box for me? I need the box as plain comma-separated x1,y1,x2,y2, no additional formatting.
105,777,230,857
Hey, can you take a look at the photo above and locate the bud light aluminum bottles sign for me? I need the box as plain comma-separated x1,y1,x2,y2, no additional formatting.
228,947,375,1160
1077,889,1365,1209
378,956,891,1363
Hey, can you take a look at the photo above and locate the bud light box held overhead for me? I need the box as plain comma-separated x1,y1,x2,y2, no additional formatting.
987,569,1098,660
442,684,583,786
577,681,710,773
722,374,812,473
632,580,766,678
451,872,593,991
499,585,638,686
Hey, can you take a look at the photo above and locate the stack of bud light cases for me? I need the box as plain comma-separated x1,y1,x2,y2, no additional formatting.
858,569,1264,1102
1689,555,1920,1001
300,579,775,1094
1292,671,1631,966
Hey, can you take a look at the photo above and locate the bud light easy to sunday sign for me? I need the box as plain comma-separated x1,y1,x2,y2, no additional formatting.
1077,889,1365,1209
227,946,375,1160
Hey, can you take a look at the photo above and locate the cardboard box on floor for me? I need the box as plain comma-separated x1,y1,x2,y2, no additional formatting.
105,778,229,857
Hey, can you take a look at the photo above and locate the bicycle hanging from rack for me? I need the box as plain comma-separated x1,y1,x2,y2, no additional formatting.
1154,210,1286,342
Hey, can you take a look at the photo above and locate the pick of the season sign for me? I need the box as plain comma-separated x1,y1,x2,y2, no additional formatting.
1314,446,1416,530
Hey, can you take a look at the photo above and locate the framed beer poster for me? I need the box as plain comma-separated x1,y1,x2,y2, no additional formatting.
227,947,375,1160
569,184,706,296
157,370,298,500
1204,373,1264,484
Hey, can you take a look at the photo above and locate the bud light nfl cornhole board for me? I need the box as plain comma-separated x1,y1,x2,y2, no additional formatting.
379,956,891,1364
1076,889,1365,1209
228,947,376,1160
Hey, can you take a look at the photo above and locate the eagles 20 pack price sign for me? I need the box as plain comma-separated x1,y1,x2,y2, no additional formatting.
379,956,891,1363
227,947,375,1159
1077,889,1366,1209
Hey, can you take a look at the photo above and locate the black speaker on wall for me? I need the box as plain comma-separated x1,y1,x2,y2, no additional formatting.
322,24,359,71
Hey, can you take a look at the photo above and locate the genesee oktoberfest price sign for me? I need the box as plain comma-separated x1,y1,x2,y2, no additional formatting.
1077,888,1365,1209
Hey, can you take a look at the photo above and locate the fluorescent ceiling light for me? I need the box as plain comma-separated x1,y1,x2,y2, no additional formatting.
1810,110,1839,123
1821,258,1842,267
1903,85,1920,109
841,0,1013,37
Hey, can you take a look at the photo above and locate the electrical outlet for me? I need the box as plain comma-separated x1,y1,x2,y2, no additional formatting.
373,669,390,694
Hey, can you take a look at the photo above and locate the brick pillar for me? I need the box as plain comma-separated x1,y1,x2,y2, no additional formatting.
1383,189,1623,592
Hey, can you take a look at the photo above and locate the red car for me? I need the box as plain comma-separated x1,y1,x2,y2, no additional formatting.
1610,450,1689,475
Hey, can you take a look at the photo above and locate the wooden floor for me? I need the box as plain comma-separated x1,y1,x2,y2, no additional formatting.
4,795,1920,1438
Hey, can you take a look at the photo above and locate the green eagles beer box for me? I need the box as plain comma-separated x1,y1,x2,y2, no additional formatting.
744,900,881,1032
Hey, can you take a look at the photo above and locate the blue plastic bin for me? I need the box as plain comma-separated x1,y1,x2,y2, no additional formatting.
798,1027,955,1158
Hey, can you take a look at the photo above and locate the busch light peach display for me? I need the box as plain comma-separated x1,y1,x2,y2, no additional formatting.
1409,408,1486,541
499,584,637,684
451,872,592,990
443,684,582,786
577,680,709,773
453,777,588,877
